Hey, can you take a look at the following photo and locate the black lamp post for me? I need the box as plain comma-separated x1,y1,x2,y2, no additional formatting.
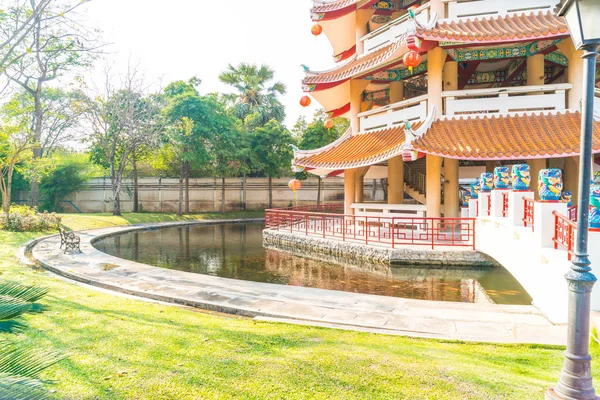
548,1,600,399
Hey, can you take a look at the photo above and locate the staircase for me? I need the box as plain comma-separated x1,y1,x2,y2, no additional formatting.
404,158,427,204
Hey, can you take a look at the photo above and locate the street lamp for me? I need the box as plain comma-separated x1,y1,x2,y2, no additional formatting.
548,1,600,399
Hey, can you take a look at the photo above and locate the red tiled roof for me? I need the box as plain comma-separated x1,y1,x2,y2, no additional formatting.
312,0,376,17
417,11,568,44
303,38,409,88
412,111,600,160
295,123,423,169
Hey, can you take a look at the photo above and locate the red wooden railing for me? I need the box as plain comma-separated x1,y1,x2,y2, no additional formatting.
523,197,534,230
265,208,476,250
274,203,345,213
568,206,578,222
502,192,509,217
486,196,492,217
553,211,576,261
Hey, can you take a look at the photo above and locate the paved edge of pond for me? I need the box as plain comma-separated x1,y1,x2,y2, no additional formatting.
26,219,567,345
262,229,499,268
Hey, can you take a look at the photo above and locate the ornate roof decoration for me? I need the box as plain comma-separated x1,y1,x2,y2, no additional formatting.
293,107,435,170
418,11,568,45
312,0,379,21
411,111,600,160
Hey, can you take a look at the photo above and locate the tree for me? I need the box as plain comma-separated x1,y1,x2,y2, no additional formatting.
87,69,163,216
250,121,294,208
0,0,54,92
40,152,96,211
4,0,100,206
219,63,286,128
161,78,209,214
0,122,35,214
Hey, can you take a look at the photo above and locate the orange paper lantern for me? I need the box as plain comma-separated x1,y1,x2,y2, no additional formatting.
300,95,311,108
288,179,302,192
311,24,323,36
403,50,422,69
324,119,334,130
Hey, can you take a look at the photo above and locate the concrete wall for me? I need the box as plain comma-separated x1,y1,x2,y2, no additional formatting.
14,177,387,213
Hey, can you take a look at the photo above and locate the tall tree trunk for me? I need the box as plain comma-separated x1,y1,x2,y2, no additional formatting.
317,177,322,208
30,86,43,207
112,189,121,216
185,161,190,214
178,162,184,216
268,176,273,209
132,151,139,213
221,177,226,213
2,165,14,215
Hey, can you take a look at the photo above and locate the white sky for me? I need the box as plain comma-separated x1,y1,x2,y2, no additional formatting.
84,0,337,128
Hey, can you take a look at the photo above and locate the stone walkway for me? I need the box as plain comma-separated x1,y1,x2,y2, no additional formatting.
28,220,567,345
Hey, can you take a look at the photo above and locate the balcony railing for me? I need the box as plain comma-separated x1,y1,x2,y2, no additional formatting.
442,83,571,117
358,95,428,132
553,211,576,261
444,0,559,19
361,4,430,55
265,208,476,250
523,197,534,230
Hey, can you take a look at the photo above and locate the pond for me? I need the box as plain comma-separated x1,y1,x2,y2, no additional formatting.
93,223,532,305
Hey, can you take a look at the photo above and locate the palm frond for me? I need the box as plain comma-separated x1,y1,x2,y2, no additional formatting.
0,296,34,321
0,374,48,400
0,282,49,303
0,341,65,379
0,321,27,334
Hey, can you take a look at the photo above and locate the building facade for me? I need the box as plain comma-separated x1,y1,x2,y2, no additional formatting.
293,0,600,217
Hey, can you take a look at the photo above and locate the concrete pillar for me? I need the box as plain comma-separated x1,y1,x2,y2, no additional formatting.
355,10,372,55
557,39,584,111
426,154,443,217
354,166,369,204
565,156,580,204
344,169,356,215
526,53,545,86
389,81,404,103
486,161,497,174
427,47,447,118
388,156,405,204
443,158,460,218
430,0,445,19
350,80,369,134
443,61,458,91
527,158,547,201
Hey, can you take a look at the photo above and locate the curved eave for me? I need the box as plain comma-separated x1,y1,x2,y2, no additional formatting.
417,11,569,44
412,111,600,161
311,0,378,21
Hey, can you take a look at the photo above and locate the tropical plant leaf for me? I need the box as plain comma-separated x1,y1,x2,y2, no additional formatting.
0,341,65,379
0,295,34,321
0,373,48,400
0,281,49,303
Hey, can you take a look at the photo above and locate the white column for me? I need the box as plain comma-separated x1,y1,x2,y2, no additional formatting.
533,201,568,248
468,199,479,218
508,191,534,227
479,192,492,218
490,190,508,218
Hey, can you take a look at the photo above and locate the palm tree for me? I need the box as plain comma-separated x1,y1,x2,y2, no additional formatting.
0,281,63,399
219,63,287,127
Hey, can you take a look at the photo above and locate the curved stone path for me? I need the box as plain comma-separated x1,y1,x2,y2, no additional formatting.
28,220,567,345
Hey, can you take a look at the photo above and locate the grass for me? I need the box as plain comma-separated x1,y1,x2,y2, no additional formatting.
2,211,600,399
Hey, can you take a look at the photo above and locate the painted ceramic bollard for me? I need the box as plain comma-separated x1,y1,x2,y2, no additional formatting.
480,173,494,192
561,191,573,207
511,164,531,191
590,187,600,229
494,166,510,189
470,182,480,199
461,192,471,208
538,169,563,201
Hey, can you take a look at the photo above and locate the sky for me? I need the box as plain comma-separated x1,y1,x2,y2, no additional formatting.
83,0,337,128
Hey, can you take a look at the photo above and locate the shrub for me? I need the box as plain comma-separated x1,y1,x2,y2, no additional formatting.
0,205,61,232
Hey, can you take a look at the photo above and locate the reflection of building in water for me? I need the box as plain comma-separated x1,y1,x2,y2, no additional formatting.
264,249,494,304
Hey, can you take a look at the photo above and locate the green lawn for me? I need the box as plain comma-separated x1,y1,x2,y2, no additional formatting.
2,212,600,399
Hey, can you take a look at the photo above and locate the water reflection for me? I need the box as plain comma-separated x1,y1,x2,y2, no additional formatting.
93,223,532,305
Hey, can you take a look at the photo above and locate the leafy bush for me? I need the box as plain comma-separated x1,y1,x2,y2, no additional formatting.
40,153,98,212
0,205,61,232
